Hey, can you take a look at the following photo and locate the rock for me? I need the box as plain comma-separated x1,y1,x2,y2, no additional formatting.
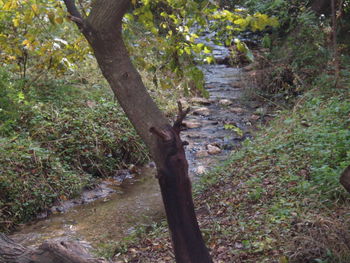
178,98,189,109
183,120,202,129
128,164,138,174
249,114,260,121
195,150,209,158
219,99,232,106
207,144,221,155
230,107,245,114
193,107,210,116
255,107,266,115
196,166,207,175
190,97,212,105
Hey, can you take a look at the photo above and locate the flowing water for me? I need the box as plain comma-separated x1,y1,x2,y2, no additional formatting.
10,37,265,249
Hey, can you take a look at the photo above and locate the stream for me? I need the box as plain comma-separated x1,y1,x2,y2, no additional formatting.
10,36,265,250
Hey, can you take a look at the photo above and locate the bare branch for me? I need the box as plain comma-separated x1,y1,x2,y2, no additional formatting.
63,0,83,20
173,101,190,131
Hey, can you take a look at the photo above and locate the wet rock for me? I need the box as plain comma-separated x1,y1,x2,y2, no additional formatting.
196,166,207,175
219,99,232,106
183,120,202,129
207,144,221,155
230,107,245,114
193,107,210,116
190,97,212,105
196,150,209,158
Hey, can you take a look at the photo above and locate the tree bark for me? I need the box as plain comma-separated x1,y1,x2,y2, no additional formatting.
0,233,107,263
60,1,213,263
340,165,350,194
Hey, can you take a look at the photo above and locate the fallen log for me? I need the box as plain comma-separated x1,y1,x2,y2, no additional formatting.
0,233,108,263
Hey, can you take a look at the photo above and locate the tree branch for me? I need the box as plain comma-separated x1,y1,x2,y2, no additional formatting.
173,101,190,133
63,0,83,20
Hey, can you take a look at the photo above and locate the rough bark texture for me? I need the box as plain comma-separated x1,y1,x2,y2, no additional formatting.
340,165,350,194
0,233,107,263
310,0,341,16
60,1,213,263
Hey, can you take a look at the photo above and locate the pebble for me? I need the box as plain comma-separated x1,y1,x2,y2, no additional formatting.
207,144,221,155
196,166,207,175
249,114,260,121
219,99,232,106
230,107,245,114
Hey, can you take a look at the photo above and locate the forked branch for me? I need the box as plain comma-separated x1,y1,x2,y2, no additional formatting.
173,101,190,132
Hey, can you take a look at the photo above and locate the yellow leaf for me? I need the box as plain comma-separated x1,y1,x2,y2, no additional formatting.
12,17,19,27
55,17,63,24
31,4,38,14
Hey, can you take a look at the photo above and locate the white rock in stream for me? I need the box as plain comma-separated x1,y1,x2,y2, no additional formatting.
207,144,221,155
193,107,210,116
219,99,232,106
183,120,202,129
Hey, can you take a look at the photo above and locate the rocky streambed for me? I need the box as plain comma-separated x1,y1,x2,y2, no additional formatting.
10,40,270,251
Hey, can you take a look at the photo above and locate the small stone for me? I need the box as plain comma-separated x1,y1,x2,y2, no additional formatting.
207,144,221,155
178,98,189,109
193,107,210,116
195,150,209,158
231,107,245,114
255,107,266,115
219,99,232,106
190,97,211,105
196,166,207,175
249,114,260,121
183,120,202,129
128,164,138,174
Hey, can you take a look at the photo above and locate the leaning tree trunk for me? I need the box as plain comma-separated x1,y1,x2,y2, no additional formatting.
60,1,212,263
340,165,350,194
